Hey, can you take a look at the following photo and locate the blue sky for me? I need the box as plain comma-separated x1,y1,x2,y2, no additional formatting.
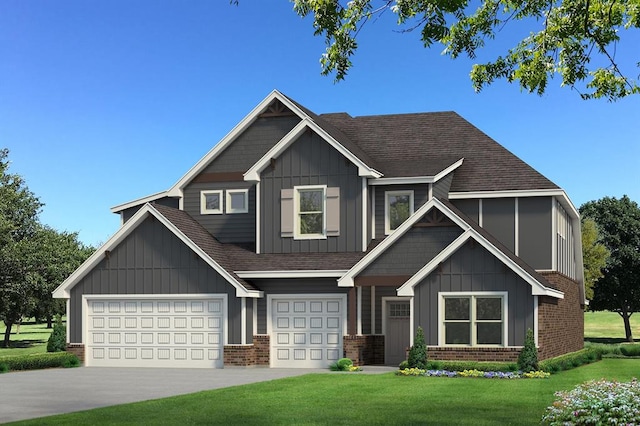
2,1,639,246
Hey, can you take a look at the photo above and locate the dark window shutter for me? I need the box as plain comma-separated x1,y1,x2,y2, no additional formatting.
326,187,340,236
281,188,294,237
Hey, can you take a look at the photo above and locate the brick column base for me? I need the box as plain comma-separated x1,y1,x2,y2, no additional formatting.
223,345,256,366
66,343,85,364
254,335,270,366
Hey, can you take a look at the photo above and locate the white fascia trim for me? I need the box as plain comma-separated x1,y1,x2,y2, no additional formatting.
236,270,348,279
166,90,310,196
244,118,382,182
369,158,464,186
338,198,469,287
53,203,262,299
110,190,171,213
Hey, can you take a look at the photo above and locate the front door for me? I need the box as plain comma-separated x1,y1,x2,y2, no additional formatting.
385,300,411,366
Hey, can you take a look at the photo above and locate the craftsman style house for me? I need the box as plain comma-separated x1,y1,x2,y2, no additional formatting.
54,90,585,368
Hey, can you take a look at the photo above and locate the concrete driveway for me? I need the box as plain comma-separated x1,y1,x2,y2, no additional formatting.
0,366,394,423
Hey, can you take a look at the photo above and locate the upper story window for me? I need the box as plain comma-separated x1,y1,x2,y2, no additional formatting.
226,189,249,214
296,185,326,239
201,190,223,215
385,191,414,234
440,293,506,346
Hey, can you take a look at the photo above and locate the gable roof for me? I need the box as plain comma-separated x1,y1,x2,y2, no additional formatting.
338,197,564,299
53,203,262,299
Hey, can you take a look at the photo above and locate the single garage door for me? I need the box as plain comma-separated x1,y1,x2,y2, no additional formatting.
270,295,345,368
86,296,225,368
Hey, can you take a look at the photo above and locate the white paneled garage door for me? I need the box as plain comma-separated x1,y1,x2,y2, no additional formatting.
270,295,346,368
85,295,225,368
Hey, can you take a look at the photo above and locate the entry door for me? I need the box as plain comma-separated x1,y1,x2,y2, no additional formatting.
385,300,411,366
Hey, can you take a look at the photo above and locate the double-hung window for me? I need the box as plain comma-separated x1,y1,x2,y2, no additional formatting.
295,185,326,238
441,293,506,346
385,191,414,234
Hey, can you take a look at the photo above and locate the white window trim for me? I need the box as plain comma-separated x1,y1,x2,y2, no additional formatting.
294,184,327,240
384,190,414,235
200,190,223,215
226,188,249,214
438,291,508,347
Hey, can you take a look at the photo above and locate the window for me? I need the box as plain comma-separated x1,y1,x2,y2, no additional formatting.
226,189,249,214
200,190,223,214
385,191,414,234
441,293,506,346
295,186,326,239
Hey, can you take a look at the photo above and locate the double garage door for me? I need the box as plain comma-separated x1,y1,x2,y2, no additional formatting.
86,296,225,368
270,295,346,368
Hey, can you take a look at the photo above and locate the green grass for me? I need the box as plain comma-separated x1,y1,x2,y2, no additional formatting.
9,358,640,426
0,320,55,356
584,310,640,343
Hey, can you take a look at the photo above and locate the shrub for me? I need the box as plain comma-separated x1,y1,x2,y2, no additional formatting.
0,352,80,372
539,348,601,373
329,358,354,371
619,344,640,357
517,328,538,372
0,362,8,373
47,315,67,353
425,360,517,372
407,326,427,369
398,360,409,370
542,379,640,425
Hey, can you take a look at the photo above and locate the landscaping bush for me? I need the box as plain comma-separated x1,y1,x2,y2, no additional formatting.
329,358,354,371
517,328,538,372
407,326,427,369
425,360,518,372
47,315,67,353
619,344,640,357
0,352,80,372
539,348,601,373
0,362,8,373
541,378,640,425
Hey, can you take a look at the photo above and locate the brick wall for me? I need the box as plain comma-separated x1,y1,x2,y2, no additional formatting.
537,272,584,360
223,345,255,366
343,335,385,365
66,343,85,364
427,346,520,362
254,335,270,366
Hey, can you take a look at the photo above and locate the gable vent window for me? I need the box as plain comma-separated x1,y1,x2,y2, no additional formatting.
281,186,340,239
385,191,414,234
226,189,249,214
200,190,223,215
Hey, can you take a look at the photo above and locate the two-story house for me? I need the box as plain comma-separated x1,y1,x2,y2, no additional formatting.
53,90,585,368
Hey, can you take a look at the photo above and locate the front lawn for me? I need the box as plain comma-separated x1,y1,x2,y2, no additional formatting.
10,358,640,426
584,310,640,343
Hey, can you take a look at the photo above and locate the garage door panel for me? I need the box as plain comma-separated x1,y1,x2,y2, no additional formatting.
87,296,224,368
271,296,344,368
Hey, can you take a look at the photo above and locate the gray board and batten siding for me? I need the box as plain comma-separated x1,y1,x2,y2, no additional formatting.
361,226,463,276
183,182,256,244
413,240,535,347
451,196,553,270
252,278,350,334
374,184,429,238
260,130,364,254
68,217,244,344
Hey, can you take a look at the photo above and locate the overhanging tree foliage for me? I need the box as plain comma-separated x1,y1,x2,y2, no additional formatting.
581,217,609,300
580,195,640,342
291,0,640,100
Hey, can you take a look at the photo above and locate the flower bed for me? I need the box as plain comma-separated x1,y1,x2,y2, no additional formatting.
396,368,550,379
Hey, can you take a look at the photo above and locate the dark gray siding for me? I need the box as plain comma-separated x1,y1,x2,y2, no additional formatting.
183,181,256,243
361,286,371,334
452,199,479,224
254,278,348,334
69,217,243,344
121,197,180,223
260,131,363,253
374,286,397,334
205,116,300,173
483,198,516,253
374,184,430,237
519,197,553,270
361,226,463,276
414,241,534,347
433,173,453,199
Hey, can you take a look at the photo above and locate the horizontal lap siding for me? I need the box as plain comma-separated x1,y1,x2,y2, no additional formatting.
414,241,534,347
433,173,453,199
519,197,552,270
375,184,429,238
261,131,362,253
183,182,256,243
69,217,241,343
483,198,515,253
